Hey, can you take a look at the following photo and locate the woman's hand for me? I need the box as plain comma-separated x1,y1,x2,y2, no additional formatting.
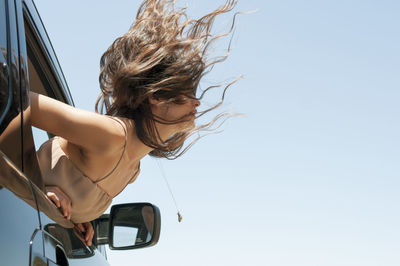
45,186,72,220
74,222,94,246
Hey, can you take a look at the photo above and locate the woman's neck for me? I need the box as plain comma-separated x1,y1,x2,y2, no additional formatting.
126,121,178,160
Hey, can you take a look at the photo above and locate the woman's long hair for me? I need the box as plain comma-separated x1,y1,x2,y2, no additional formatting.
96,0,239,159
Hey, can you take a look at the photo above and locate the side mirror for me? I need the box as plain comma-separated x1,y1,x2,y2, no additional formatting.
108,203,161,250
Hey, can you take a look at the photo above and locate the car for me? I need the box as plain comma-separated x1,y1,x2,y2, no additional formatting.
0,0,161,265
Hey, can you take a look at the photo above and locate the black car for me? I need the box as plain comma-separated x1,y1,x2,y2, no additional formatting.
0,0,161,265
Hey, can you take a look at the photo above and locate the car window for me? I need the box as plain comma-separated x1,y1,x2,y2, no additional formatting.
25,19,55,149
21,6,98,254
45,224,94,258
23,12,72,149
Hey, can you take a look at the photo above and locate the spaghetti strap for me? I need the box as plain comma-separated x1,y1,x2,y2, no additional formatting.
94,117,128,183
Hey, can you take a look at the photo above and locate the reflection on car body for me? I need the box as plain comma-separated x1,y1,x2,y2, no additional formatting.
0,0,161,265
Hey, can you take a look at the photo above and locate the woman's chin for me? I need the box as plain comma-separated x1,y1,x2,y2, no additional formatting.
178,120,195,133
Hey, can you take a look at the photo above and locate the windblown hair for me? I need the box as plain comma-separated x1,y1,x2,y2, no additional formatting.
96,0,238,159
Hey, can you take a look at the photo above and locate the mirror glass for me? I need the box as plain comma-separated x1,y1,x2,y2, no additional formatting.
111,204,155,248
114,226,139,247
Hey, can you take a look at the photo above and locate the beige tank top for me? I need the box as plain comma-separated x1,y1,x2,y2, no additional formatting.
37,117,140,223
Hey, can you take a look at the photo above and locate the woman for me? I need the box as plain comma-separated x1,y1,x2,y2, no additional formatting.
32,0,238,246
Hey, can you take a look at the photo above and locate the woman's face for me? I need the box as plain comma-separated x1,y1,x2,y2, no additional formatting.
150,95,200,133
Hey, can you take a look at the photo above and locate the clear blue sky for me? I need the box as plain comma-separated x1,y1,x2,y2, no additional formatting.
35,1,400,265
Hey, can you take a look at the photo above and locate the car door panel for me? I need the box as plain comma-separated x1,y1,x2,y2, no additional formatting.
0,1,45,265
0,187,41,265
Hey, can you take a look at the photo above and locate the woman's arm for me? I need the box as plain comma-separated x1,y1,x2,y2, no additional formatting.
29,91,125,154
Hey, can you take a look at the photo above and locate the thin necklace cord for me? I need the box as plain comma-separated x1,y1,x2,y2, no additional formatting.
156,158,183,222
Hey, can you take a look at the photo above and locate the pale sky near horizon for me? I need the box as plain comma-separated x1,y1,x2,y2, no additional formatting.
34,1,400,266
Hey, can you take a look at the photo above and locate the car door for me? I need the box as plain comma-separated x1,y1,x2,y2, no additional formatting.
0,0,49,265
21,0,112,265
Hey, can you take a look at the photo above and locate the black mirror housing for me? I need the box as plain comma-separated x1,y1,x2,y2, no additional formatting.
93,214,110,246
108,202,161,250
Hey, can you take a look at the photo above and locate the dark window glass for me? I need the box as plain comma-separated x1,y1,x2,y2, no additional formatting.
0,0,10,123
45,224,94,258
0,1,7,61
